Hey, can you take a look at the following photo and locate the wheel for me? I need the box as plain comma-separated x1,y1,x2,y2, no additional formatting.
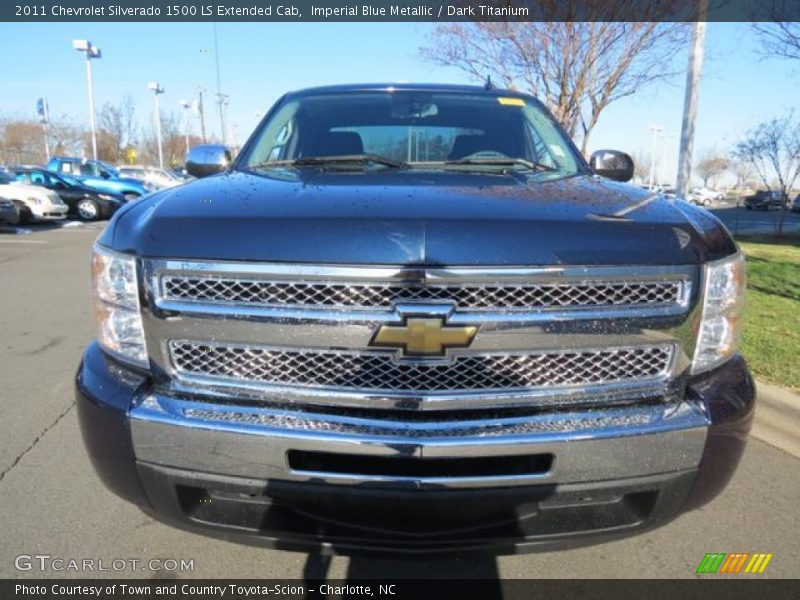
76,198,99,221
123,192,140,202
13,202,33,224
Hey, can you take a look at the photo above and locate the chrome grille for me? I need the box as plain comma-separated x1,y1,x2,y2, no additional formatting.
160,276,685,311
169,341,673,393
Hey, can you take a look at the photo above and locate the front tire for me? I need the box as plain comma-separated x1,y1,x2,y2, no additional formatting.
14,202,33,224
76,198,99,221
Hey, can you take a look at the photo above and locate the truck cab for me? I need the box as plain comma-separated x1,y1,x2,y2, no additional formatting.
47,157,149,200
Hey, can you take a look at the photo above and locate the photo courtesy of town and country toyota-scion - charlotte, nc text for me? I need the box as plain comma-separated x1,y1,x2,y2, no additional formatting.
35,4,529,18
14,584,392,597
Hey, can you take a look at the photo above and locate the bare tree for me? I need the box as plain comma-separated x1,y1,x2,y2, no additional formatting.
48,115,85,158
730,160,755,191
733,113,800,236
422,7,688,152
0,118,45,164
141,111,186,167
97,95,138,163
754,22,800,60
695,152,728,188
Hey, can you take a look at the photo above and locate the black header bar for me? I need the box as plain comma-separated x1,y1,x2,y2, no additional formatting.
5,1,800,22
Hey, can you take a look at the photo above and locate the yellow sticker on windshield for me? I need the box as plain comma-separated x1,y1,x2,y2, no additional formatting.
497,97,525,106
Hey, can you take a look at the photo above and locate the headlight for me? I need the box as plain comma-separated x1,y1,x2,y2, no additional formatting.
692,253,745,373
27,196,42,205
91,244,148,367
98,194,115,200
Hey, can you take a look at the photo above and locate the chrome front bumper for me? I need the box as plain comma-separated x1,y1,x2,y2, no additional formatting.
130,394,709,489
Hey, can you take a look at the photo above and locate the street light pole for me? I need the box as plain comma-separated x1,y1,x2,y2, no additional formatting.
217,92,228,145
648,125,663,190
179,99,191,156
676,15,708,199
73,40,101,161
195,88,207,144
147,82,165,168
213,22,228,145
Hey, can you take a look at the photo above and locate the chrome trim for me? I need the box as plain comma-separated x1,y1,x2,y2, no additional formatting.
167,374,677,412
130,394,709,488
148,260,696,283
138,260,702,410
149,260,693,314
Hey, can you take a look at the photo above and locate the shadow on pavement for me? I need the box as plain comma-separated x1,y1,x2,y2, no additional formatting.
302,551,502,586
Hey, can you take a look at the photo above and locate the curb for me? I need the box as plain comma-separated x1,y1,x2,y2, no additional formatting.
752,380,800,458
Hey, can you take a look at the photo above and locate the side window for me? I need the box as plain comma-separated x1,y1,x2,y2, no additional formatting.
15,173,29,184
30,172,47,186
61,162,74,174
79,164,95,176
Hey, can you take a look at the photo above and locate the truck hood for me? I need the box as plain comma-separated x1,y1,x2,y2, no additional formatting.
104,169,736,266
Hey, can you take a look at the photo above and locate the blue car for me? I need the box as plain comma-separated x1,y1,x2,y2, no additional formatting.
46,157,148,200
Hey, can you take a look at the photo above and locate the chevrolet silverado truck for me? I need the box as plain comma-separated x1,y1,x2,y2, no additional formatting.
76,84,754,555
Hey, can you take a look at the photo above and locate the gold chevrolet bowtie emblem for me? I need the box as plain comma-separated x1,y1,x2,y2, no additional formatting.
371,317,478,357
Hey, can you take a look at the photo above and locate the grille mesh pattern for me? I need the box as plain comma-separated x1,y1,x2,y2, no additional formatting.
169,342,673,393
161,276,684,311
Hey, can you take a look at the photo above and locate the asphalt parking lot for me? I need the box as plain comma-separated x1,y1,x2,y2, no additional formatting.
710,201,800,235
0,218,798,580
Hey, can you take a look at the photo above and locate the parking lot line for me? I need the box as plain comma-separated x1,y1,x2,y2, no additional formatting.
0,239,47,244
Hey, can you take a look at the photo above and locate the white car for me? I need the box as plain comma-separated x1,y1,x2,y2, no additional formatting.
116,166,183,190
688,187,725,206
0,171,68,222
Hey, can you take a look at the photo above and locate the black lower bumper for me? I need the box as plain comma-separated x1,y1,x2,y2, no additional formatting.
75,343,755,555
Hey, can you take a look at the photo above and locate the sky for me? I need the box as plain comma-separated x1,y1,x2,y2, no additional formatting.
0,21,798,184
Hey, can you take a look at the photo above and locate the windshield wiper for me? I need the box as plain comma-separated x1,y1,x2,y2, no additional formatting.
254,154,409,170
438,158,556,172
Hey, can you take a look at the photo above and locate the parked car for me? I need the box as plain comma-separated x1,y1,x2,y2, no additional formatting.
12,168,125,221
46,157,149,200
117,165,183,190
169,166,194,181
78,83,753,555
0,196,19,226
688,187,724,206
0,171,67,222
744,190,784,210
652,184,677,199
791,195,800,213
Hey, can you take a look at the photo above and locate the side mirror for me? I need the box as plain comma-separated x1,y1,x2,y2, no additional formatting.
186,144,232,178
589,149,634,183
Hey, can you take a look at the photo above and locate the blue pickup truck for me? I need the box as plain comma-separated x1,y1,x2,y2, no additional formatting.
76,83,754,555
46,157,149,200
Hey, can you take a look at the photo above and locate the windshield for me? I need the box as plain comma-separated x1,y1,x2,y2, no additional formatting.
240,91,583,176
